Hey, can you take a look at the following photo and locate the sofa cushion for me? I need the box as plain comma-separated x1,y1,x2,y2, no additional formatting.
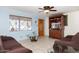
7,47,32,53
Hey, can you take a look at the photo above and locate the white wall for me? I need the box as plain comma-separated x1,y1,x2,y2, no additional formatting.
44,17,49,36
64,10,79,36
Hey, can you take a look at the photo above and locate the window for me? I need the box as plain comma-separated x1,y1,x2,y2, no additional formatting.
20,20,32,31
9,15,32,31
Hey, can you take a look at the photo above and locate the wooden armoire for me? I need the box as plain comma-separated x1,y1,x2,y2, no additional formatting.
49,14,65,39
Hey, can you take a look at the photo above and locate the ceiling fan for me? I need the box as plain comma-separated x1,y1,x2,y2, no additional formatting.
39,6,57,13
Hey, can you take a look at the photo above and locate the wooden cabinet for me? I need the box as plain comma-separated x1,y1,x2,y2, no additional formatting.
49,29,62,39
49,15,64,39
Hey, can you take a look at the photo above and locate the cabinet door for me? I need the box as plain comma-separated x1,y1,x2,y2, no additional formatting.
52,30,61,39
49,30,52,37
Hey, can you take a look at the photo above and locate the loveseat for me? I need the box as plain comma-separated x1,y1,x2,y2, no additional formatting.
53,33,79,53
0,36,32,53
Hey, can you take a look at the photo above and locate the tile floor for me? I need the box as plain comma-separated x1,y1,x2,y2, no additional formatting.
19,37,56,53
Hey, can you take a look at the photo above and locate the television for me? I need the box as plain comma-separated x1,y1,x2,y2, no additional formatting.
51,22,60,29
64,15,68,26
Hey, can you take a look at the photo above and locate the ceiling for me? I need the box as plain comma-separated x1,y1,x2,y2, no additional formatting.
9,6,79,18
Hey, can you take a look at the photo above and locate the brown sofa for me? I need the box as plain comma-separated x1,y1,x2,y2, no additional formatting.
0,36,32,53
53,33,79,53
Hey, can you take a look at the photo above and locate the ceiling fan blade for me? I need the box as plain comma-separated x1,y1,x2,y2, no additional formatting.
50,6,54,8
38,8,44,10
50,10,57,11
39,11,43,12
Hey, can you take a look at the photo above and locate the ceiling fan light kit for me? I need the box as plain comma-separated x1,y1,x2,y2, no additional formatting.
44,10,49,13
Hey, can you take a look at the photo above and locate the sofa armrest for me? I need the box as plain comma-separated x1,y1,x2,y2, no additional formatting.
61,35,74,41
0,50,9,53
7,47,32,53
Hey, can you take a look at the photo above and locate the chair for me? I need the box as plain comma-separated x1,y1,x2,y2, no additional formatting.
53,33,79,53
0,36,32,53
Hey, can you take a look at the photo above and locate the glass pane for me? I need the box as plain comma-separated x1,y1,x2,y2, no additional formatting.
9,19,19,31
20,20,27,30
27,21,32,30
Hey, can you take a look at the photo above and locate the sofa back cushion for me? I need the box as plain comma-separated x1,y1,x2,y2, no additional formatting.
1,36,22,50
72,33,79,43
70,33,79,49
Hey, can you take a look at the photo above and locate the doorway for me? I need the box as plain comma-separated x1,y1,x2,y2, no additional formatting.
38,19,44,37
